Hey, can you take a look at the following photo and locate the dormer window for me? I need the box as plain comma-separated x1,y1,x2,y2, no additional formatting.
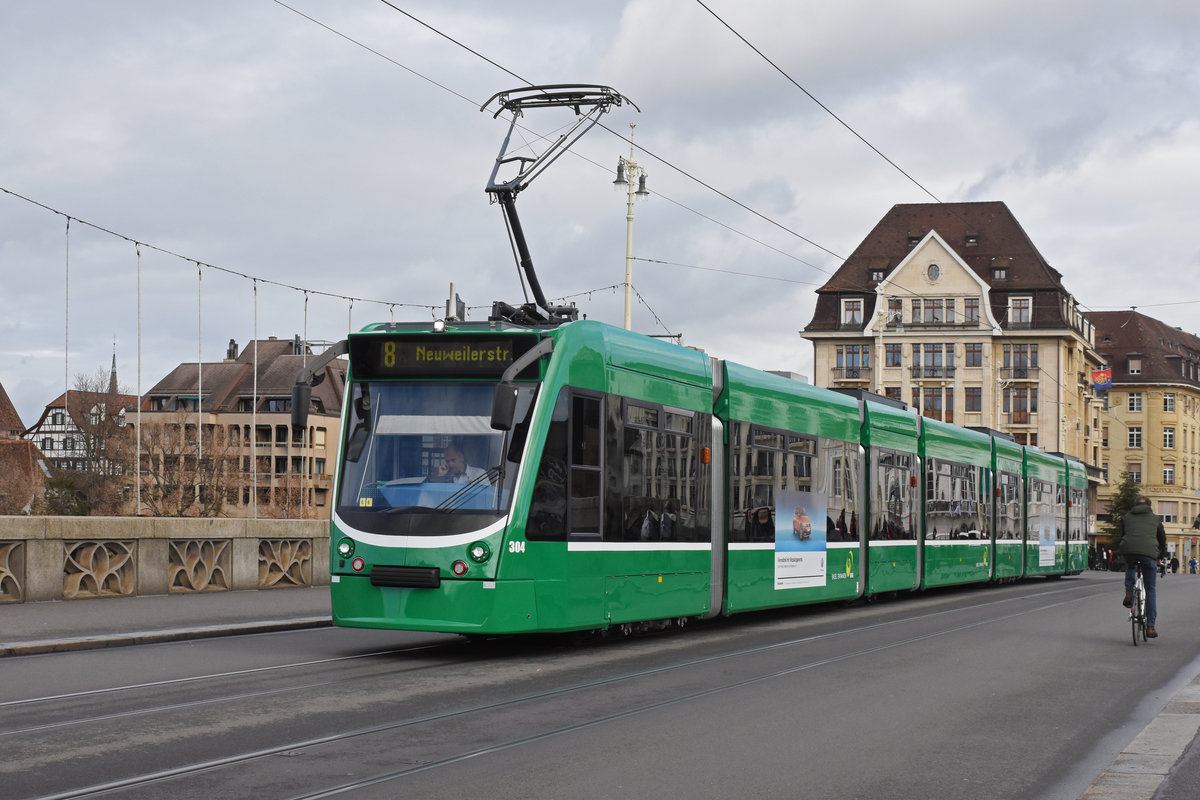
907,234,921,246
870,270,885,282
965,234,979,246
841,299,863,326
992,267,1008,280
1128,357,1142,375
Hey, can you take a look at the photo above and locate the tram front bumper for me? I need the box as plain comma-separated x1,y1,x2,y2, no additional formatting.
331,574,540,634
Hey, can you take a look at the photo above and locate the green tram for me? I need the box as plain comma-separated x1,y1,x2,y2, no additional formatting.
304,318,1087,636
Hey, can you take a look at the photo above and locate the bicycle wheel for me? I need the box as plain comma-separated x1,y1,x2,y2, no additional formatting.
1131,585,1140,646
1137,578,1149,642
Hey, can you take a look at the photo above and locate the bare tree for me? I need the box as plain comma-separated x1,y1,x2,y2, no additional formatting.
138,413,237,517
258,474,321,520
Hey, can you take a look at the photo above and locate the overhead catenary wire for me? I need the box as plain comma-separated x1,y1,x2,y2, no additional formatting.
0,186,439,316
694,0,944,205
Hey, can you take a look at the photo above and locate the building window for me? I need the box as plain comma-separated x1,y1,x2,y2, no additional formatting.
965,386,982,412
963,298,979,323
884,387,902,402
1164,427,1175,449
1160,501,1177,524
923,299,944,324
1128,392,1142,412
992,268,1008,280
1128,427,1142,448
842,299,863,326
836,344,870,370
1003,343,1038,374
1164,393,1175,412
1009,297,1031,325
870,269,885,282
1128,357,1142,375
887,297,902,322
885,343,902,367
1102,427,1108,448
923,387,943,421
41,437,53,451
965,343,982,367
63,437,75,451
926,263,941,281
1129,464,1142,483
1164,466,1176,485
965,234,979,246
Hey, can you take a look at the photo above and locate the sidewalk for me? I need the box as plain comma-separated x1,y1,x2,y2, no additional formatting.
0,586,330,657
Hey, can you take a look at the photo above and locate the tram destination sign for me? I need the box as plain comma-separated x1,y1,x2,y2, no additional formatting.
351,334,540,379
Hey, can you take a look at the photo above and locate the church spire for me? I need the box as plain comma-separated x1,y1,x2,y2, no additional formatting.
109,338,118,395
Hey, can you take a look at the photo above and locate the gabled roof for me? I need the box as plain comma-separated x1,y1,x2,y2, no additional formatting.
805,201,1071,332
23,389,139,435
0,381,24,438
1088,310,1200,385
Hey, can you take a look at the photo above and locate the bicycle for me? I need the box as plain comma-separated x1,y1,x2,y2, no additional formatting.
1130,561,1148,645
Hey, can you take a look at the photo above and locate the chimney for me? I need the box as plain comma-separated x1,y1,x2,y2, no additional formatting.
226,339,239,361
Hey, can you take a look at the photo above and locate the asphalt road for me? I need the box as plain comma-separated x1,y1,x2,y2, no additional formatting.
4,571,1200,800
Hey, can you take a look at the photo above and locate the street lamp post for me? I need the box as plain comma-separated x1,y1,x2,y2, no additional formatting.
613,122,649,330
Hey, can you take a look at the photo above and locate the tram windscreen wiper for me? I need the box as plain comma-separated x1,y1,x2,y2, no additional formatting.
436,467,502,512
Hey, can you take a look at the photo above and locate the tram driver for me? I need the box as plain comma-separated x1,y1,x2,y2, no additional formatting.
435,444,485,484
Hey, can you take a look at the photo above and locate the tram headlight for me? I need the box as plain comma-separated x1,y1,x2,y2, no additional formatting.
336,538,355,558
451,560,469,576
468,541,491,563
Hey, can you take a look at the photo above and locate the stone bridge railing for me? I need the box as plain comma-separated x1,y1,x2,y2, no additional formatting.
0,516,329,603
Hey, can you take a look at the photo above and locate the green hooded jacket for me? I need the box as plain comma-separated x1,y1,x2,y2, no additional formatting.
1120,502,1167,560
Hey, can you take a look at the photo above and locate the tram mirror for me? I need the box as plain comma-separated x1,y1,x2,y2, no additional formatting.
345,423,369,462
291,383,311,431
491,382,519,431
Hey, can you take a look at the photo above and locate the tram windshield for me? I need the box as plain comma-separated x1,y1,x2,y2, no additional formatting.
336,381,538,533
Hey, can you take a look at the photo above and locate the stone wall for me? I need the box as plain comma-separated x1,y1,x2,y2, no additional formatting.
0,516,329,603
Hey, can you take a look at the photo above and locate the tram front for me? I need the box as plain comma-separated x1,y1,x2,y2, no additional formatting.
317,324,548,633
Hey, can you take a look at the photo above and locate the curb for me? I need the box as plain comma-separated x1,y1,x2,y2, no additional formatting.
1079,673,1200,799
0,616,331,658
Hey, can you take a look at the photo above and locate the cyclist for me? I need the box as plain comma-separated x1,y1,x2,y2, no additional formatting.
1120,496,1167,638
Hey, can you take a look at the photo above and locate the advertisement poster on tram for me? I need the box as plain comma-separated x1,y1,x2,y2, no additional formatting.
775,489,827,589
1036,523,1056,566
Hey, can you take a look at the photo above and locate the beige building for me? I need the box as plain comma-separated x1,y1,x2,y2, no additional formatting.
1089,310,1200,564
803,201,1104,468
140,336,346,518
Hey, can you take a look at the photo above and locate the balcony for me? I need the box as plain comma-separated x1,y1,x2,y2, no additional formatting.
830,367,869,382
1000,367,1036,381
910,366,956,379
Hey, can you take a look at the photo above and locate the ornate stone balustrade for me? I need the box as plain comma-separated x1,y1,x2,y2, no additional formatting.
0,517,328,603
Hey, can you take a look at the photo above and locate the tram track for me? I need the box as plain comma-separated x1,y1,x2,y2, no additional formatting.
14,578,1111,800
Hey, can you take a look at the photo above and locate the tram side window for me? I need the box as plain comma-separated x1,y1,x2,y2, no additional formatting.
1054,482,1067,542
730,422,830,543
1027,479,1056,545
616,400,706,542
527,391,569,541
924,457,985,540
821,439,860,542
869,449,916,540
1069,487,1084,541
997,471,1022,540
570,394,603,536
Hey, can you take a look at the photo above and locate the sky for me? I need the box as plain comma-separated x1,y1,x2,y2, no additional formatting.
3,0,1200,428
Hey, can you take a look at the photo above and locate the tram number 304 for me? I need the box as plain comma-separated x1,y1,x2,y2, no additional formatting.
509,541,526,554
